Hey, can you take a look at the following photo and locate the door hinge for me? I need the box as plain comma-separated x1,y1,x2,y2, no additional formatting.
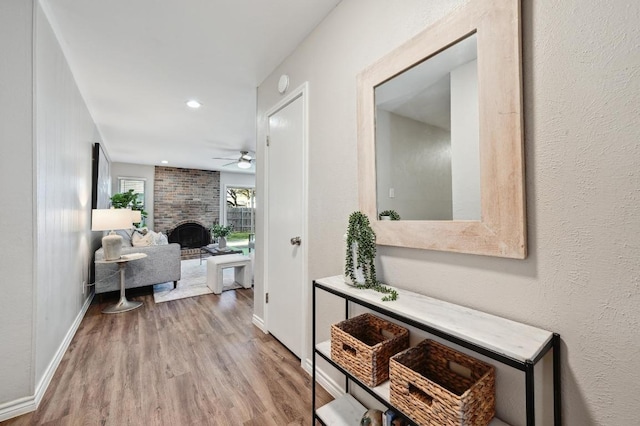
266,136,270,147
266,292,269,303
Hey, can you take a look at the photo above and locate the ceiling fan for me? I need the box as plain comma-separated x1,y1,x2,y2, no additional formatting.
212,150,254,169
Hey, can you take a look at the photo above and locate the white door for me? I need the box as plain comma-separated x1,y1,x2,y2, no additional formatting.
266,91,305,358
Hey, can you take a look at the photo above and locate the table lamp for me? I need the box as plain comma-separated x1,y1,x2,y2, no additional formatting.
92,209,133,261
130,209,142,227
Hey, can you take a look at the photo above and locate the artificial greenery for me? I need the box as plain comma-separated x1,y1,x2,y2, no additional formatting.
211,223,234,238
345,211,398,301
379,210,401,220
110,189,147,222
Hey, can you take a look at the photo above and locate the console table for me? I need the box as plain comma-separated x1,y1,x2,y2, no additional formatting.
312,275,561,426
95,253,147,314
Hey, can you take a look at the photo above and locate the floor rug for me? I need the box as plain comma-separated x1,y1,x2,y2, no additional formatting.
153,258,244,303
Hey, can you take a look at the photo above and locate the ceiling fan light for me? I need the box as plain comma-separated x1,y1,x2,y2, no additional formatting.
237,159,252,169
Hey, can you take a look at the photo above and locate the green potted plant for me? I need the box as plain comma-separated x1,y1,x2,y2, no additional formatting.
211,223,233,249
379,209,401,221
344,211,397,301
110,189,147,226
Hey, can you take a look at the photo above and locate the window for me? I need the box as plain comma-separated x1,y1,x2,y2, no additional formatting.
118,178,145,208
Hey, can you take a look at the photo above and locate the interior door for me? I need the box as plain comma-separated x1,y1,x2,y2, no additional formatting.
266,93,304,358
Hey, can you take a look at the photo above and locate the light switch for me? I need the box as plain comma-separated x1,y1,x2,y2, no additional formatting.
389,188,395,198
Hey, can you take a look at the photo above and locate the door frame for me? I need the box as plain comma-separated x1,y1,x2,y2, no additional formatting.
263,82,309,362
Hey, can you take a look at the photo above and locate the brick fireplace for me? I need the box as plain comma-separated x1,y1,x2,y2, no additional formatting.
154,166,220,259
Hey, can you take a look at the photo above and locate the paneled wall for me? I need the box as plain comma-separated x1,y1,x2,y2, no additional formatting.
35,2,99,388
0,0,101,415
0,0,36,406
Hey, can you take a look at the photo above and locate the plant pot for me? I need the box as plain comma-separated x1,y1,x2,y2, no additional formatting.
380,215,391,221
218,236,227,249
345,242,365,286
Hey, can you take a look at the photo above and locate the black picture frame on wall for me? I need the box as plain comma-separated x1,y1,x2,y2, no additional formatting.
90,142,110,285
91,142,110,209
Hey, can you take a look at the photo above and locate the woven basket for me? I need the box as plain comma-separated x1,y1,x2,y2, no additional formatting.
331,313,409,387
390,339,495,426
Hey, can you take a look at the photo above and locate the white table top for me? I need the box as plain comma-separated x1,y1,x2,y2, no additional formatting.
95,252,147,264
314,275,554,363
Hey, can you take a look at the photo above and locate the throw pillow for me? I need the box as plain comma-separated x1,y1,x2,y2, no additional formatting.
132,230,154,247
154,232,169,245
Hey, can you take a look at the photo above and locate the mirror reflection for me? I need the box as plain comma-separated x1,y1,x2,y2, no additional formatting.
375,34,480,221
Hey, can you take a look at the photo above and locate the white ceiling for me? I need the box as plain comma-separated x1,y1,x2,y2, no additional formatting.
40,0,342,173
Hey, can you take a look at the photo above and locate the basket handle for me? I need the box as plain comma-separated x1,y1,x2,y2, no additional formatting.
408,382,436,408
342,343,357,357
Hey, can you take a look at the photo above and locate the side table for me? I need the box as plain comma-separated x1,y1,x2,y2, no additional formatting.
95,253,147,314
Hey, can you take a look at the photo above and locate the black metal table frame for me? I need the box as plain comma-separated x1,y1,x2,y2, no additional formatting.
311,280,562,426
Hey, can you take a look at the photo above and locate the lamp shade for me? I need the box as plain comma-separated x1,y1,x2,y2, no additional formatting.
91,209,133,231
130,209,142,224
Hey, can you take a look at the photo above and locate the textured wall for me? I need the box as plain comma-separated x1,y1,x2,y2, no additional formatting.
0,0,36,405
256,0,640,424
154,166,220,233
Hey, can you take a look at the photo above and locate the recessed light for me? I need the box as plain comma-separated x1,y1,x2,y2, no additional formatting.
161,160,168,164
186,100,201,109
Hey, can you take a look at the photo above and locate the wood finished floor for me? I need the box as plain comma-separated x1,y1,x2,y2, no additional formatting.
3,288,332,425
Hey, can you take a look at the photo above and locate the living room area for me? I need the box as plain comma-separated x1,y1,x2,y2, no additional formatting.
94,160,257,305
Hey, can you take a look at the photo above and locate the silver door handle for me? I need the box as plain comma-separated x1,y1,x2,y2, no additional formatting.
290,236,301,246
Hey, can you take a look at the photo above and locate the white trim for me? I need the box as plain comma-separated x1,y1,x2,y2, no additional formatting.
0,293,94,422
302,358,345,399
252,314,268,334
0,396,36,423
263,82,309,363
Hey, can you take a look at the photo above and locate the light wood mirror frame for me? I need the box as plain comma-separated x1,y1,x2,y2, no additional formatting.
357,0,526,258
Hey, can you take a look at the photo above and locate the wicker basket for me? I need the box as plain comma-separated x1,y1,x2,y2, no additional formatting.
390,339,495,426
331,313,409,387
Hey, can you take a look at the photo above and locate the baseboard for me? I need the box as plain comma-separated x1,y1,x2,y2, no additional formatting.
0,293,94,422
303,358,345,399
252,314,268,333
0,396,36,423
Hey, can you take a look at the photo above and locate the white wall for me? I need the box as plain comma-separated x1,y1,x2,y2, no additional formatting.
256,0,640,424
0,0,100,417
111,162,155,230
450,59,480,220
0,0,36,406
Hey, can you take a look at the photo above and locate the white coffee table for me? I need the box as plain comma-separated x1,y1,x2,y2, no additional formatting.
95,253,147,314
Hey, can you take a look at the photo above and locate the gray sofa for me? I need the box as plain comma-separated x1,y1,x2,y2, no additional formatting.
94,243,181,294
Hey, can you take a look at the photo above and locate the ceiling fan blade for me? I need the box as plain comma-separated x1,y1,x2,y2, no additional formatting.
222,161,237,167
212,156,235,160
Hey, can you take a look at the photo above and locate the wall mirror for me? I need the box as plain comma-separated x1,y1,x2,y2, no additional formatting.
357,0,526,258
